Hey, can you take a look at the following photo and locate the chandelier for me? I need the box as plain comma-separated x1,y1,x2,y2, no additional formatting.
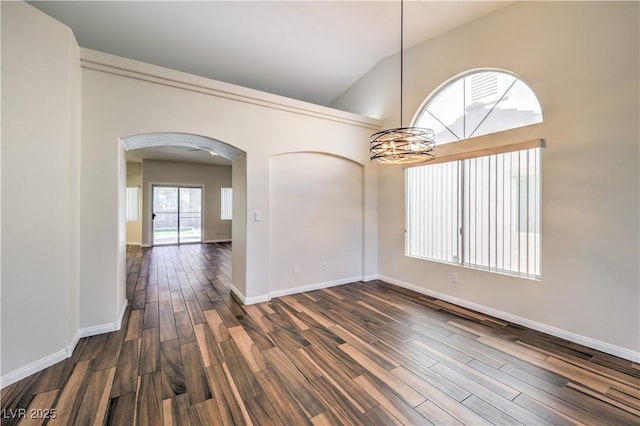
370,0,436,165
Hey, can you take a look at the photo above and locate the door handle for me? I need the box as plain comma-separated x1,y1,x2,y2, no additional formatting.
152,213,156,220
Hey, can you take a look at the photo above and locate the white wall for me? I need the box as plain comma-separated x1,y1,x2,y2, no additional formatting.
140,160,232,245
126,162,142,244
1,1,81,382
270,153,364,295
333,1,640,359
80,48,380,320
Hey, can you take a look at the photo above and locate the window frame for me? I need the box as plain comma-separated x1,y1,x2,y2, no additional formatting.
412,69,543,145
406,68,544,280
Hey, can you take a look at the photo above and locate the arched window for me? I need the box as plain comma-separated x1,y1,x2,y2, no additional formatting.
406,70,544,280
414,70,542,145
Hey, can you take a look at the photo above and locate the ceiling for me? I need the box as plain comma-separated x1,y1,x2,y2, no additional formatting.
28,0,514,165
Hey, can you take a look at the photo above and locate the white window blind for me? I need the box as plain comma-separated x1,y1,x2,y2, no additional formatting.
406,146,541,279
221,187,233,220
126,187,139,222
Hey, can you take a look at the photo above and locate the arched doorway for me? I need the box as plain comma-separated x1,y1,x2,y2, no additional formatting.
118,132,247,300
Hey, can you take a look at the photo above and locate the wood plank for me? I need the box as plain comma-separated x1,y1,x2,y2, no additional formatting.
162,399,173,426
17,389,58,426
125,309,144,341
309,375,369,425
310,411,341,426
462,394,523,425
203,309,230,343
158,288,172,311
132,291,146,310
299,347,374,413
173,394,194,426
227,326,268,373
185,300,206,325
170,291,187,313
143,302,160,330
48,360,92,425
193,323,223,367
139,327,160,375
94,328,126,370
136,372,163,426
160,339,186,397
191,398,223,426
512,393,590,426
111,339,140,398
267,328,321,381
353,374,430,425
363,404,404,426
205,363,250,426
218,339,262,399
390,366,485,424
261,347,327,418
415,400,467,426
159,309,178,343
339,343,426,407
105,392,137,426
75,367,116,426
567,382,640,417
175,310,196,344
180,341,212,405
220,362,255,426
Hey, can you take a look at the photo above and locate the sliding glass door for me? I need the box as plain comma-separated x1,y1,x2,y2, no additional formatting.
178,187,202,244
152,185,202,245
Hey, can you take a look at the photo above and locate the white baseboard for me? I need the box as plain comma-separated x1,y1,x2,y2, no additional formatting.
270,276,362,299
229,284,270,305
79,299,128,338
66,330,81,357
1,300,129,389
204,239,232,244
141,243,152,248
0,348,67,389
362,274,378,282
378,275,640,363
232,276,363,305
126,241,141,246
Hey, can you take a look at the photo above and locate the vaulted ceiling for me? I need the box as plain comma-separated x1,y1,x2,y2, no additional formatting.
29,1,513,107
28,1,513,165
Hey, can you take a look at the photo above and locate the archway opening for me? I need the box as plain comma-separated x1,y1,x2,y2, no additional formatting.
117,132,247,300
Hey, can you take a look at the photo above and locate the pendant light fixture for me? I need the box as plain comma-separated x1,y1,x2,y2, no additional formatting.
370,0,436,165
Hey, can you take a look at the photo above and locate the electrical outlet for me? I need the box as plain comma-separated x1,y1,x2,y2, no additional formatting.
451,273,459,283
293,264,300,274
321,261,328,271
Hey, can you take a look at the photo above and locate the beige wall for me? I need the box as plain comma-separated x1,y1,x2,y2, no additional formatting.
333,1,639,358
140,160,232,245
80,47,380,313
1,1,81,380
270,153,364,295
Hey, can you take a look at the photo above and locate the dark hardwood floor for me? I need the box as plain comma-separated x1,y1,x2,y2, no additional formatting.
2,242,639,425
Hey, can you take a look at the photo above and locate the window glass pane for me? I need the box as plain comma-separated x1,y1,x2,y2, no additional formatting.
221,187,233,220
470,79,543,138
414,70,542,145
416,79,464,143
406,148,541,279
126,187,139,222
406,162,459,264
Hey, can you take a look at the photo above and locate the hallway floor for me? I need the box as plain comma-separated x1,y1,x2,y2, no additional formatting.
1,243,639,425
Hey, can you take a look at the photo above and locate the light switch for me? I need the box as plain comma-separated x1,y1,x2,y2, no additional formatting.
254,212,262,222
